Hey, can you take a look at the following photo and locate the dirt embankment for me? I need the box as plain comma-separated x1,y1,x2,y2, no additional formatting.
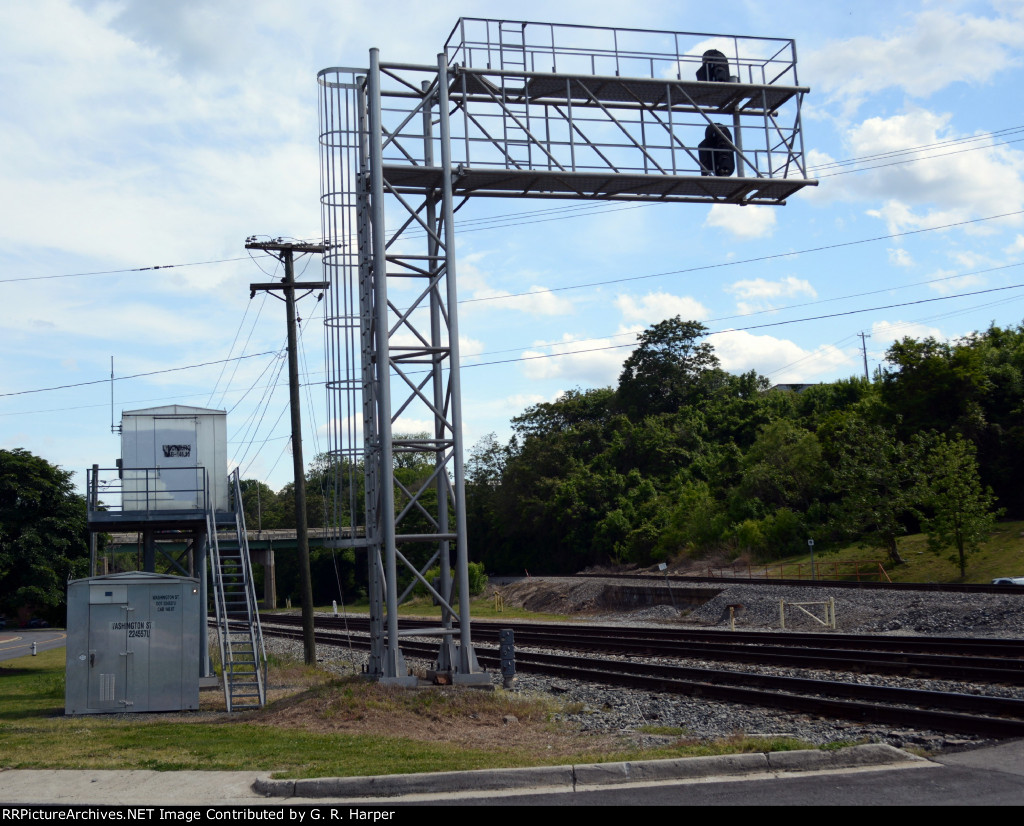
494,576,629,615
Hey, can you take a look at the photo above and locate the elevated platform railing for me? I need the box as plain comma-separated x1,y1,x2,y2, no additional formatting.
326,19,814,206
87,467,206,516
445,19,799,87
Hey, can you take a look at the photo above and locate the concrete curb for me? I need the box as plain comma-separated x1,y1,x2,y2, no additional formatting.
253,743,924,799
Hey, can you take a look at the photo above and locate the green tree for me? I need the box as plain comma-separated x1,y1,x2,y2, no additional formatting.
617,318,719,417
825,417,922,566
511,387,615,439
881,335,991,440
466,433,508,487
919,434,999,578
304,451,365,529
736,419,826,512
0,449,90,622
238,479,284,531
792,376,876,431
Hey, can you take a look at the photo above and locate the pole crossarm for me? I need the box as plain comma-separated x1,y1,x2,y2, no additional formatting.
245,241,327,254
248,281,329,295
317,18,815,687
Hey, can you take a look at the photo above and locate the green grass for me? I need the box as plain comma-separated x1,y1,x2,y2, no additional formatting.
0,649,818,778
637,724,687,736
747,519,1024,585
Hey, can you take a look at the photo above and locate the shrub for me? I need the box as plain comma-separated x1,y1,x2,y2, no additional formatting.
413,563,489,599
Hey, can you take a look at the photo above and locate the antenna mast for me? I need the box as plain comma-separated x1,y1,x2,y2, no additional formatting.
109,356,120,434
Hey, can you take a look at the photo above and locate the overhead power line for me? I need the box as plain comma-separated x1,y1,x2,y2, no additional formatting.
7,125,1024,287
5,258,1023,404
0,351,277,398
0,256,250,284
817,135,1024,179
461,281,1024,370
459,260,1024,361
809,125,1024,174
461,208,1024,305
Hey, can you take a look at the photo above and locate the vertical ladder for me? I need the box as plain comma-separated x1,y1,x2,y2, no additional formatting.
208,470,267,712
497,21,533,169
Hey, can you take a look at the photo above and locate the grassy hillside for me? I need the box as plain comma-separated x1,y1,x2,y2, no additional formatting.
742,520,1024,585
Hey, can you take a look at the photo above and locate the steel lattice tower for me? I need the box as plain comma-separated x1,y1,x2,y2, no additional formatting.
318,19,816,684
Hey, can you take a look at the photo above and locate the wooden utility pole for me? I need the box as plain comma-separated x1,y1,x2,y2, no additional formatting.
858,331,871,381
246,238,327,665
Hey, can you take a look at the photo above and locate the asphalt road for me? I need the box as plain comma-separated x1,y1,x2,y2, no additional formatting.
420,747,1024,806
0,628,67,662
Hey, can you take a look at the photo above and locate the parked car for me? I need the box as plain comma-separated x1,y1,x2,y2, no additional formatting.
991,576,1024,585
26,618,49,628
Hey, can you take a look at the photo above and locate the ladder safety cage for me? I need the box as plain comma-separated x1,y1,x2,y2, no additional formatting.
317,18,814,685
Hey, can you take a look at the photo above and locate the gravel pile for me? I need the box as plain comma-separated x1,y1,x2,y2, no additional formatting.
678,581,1024,637
265,579,1024,754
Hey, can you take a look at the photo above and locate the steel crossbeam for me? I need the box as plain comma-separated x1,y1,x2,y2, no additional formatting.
318,18,814,685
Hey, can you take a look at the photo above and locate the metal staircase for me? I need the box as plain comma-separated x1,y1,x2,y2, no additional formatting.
207,469,267,712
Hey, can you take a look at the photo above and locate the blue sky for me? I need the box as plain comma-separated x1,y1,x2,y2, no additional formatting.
3,0,1024,494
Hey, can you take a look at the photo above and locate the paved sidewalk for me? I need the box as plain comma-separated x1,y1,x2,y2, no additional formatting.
0,744,927,805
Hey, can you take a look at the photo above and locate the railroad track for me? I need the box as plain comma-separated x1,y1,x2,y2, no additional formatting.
574,571,1024,595
261,614,1024,683
252,614,1024,739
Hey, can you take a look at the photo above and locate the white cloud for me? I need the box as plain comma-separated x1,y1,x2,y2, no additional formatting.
801,149,840,205
461,392,549,445
704,204,777,239
865,201,965,236
506,393,548,410
319,415,362,446
2,284,229,346
725,277,817,314
520,333,629,384
849,111,1024,233
711,330,852,383
469,286,574,316
806,8,1024,116
456,255,574,316
665,36,782,83
393,417,434,435
870,319,945,349
1005,235,1024,256
888,248,914,267
459,336,485,359
0,2,322,288
924,268,986,296
615,292,709,325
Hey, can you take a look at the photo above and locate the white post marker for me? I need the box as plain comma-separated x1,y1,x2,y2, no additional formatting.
657,562,678,610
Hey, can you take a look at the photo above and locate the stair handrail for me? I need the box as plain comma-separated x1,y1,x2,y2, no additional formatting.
231,468,267,706
205,475,232,712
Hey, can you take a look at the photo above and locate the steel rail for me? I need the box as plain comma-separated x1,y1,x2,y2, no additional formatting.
257,622,1024,739
574,571,1024,595
261,613,1024,658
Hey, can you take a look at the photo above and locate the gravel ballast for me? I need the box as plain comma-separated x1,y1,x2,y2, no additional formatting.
265,578,1024,754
